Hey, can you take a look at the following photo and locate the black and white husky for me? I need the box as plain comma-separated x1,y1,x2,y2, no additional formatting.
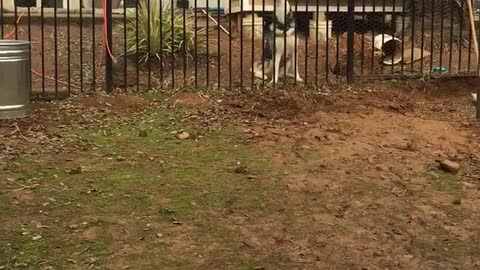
251,0,303,84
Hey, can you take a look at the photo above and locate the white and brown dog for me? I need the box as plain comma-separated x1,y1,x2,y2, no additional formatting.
251,0,303,84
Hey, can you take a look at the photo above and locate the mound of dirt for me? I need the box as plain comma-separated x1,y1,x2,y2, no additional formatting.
224,90,335,120
171,92,207,108
79,94,151,112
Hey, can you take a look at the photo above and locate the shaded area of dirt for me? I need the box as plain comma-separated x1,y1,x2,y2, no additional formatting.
223,77,479,121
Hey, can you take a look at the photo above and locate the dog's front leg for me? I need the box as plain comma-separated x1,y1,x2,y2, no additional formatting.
292,53,303,82
269,53,282,85
285,57,295,78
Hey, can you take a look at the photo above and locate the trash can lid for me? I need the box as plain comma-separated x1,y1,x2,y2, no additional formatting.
0,40,31,46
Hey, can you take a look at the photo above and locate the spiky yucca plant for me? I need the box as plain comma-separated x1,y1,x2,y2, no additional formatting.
123,0,206,63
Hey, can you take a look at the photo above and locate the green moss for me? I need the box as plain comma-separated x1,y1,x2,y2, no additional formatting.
0,103,282,269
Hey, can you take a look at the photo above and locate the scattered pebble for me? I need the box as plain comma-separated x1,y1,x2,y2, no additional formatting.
234,166,249,175
66,166,85,174
439,159,460,174
176,131,190,140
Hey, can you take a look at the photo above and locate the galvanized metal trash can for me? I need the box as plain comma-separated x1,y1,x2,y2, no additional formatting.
0,40,32,119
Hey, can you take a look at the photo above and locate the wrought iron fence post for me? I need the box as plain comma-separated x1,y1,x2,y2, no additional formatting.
478,29,480,120
477,80,480,120
477,67,480,119
346,0,355,84
105,0,114,94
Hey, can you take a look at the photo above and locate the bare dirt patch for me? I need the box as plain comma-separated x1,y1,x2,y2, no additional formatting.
218,77,480,269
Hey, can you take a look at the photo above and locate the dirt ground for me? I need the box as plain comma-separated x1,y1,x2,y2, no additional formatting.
1,77,480,269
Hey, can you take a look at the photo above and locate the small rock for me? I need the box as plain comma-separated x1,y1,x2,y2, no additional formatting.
32,235,42,241
176,131,190,140
35,223,48,229
439,159,460,173
234,166,249,175
452,199,462,205
116,156,126,161
324,134,337,141
66,166,85,174
367,156,376,164
156,233,163,238
66,258,77,264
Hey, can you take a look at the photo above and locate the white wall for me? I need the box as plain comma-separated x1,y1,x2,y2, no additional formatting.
148,0,174,9
192,0,227,10
2,0,16,11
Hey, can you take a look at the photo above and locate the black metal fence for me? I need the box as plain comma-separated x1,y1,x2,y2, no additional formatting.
0,0,478,98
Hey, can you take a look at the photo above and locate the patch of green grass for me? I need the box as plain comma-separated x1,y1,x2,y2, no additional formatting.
0,236,44,267
141,89,170,101
350,179,385,197
433,236,477,258
445,207,472,222
14,167,58,181
295,146,322,160
293,146,328,169
417,168,465,207
433,172,462,194
0,104,283,269
0,222,111,269
76,130,112,145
